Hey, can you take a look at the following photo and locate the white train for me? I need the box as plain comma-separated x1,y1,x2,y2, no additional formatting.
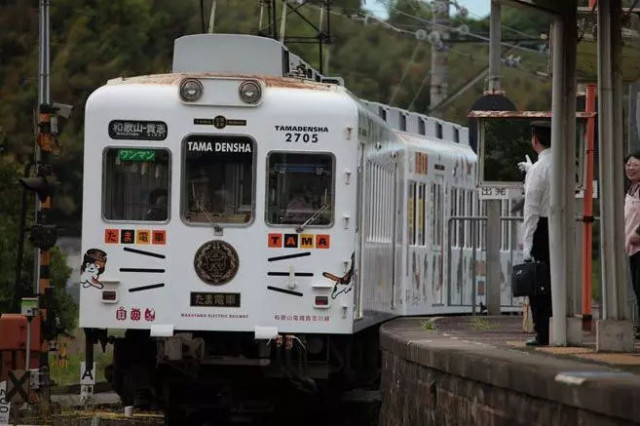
79,34,520,422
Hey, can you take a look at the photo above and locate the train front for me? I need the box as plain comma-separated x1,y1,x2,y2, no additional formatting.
79,34,361,411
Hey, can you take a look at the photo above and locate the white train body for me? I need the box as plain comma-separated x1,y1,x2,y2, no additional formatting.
78,34,521,414
80,74,360,336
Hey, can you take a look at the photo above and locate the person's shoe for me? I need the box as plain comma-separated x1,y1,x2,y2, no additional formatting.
525,337,547,347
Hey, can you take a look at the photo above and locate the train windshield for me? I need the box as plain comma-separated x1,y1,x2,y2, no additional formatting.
103,148,170,221
183,135,254,225
266,152,334,226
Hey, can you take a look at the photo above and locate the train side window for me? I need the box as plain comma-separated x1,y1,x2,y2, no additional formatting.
501,200,509,250
431,182,443,247
367,161,374,240
408,181,416,245
480,200,487,250
266,152,334,226
465,190,474,248
417,183,426,246
418,119,426,136
458,190,465,247
103,148,170,222
183,135,255,225
450,188,458,247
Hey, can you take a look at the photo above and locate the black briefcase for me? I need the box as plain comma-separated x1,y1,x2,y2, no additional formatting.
511,260,550,297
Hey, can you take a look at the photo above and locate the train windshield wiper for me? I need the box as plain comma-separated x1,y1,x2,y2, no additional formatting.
296,204,329,233
191,183,222,233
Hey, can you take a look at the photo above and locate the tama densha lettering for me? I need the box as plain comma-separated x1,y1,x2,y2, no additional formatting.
274,125,329,132
188,141,252,153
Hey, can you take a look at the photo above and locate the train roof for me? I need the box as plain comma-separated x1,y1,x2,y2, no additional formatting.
106,72,339,91
360,100,470,147
103,34,468,147
396,131,475,157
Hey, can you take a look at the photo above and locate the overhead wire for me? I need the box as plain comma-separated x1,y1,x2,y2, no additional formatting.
374,0,543,41
274,1,550,110
389,8,547,55
448,0,541,41
388,42,423,105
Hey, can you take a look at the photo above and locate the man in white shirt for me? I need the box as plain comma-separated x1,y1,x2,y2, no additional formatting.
519,121,552,346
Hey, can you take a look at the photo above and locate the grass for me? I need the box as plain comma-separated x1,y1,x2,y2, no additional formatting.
48,329,113,386
49,351,112,386
421,318,437,331
469,316,496,331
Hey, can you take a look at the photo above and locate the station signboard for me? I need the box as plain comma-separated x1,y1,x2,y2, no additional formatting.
468,110,594,199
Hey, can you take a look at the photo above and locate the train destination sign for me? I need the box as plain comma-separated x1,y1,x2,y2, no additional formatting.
186,140,252,153
118,149,156,162
109,120,167,140
185,135,253,160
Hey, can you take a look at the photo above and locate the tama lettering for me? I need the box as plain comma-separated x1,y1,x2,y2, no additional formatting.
187,141,252,153
267,233,330,249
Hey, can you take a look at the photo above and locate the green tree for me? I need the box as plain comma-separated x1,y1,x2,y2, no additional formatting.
0,155,30,313
0,153,75,330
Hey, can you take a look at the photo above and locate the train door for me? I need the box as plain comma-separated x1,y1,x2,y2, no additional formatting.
354,144,365,319
391,160,399,309
430,175,445,305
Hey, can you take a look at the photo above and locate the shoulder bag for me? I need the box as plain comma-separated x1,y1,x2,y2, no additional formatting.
511,259,550,297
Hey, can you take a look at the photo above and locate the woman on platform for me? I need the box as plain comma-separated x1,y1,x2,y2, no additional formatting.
623,152,640,337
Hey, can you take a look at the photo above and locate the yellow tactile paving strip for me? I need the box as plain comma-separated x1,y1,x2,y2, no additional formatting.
535,347,595,355
575,353,640,365
506,339,640,366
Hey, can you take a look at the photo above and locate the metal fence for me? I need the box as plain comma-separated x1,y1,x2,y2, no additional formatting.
446,215,523,314
445,214,640,324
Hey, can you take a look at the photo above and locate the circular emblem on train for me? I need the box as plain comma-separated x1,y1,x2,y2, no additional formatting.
213,115,227,129
193,240,239,285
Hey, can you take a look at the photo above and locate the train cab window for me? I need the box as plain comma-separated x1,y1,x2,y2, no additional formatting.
266,152,334,226
103,148,170,221
183,135,254,225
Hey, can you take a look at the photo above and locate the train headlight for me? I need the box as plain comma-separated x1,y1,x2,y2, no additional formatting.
238,80,262,104
179,79,203,102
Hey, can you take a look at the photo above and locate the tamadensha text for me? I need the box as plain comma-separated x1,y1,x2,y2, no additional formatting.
274,125,329,132
187,141,252,153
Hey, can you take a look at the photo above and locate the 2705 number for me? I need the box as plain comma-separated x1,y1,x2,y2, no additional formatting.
285,132,318,143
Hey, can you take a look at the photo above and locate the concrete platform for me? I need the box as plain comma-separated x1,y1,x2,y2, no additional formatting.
379,316,640,425
51,391,121,408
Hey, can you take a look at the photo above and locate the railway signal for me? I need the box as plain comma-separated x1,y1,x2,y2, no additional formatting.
13,0,74,406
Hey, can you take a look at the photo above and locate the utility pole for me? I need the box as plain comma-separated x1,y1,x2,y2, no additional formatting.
485,0,502,316
429,0,449,111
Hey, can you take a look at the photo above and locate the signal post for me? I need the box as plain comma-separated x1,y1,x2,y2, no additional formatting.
15,0,71,404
